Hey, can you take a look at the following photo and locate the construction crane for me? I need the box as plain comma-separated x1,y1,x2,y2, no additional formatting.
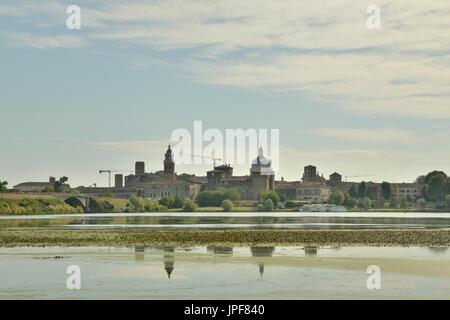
99,169,134,187
187,154,223,167
344,174,374,182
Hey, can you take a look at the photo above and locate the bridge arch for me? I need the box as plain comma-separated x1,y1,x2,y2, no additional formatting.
64,197,87,211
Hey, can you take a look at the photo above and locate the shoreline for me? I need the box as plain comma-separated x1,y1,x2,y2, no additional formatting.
1,229,449,247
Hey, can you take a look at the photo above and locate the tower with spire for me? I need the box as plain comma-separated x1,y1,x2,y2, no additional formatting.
164,145,175,175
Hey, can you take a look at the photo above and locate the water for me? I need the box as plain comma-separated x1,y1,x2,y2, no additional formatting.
0,212,449,230
0,245,448,299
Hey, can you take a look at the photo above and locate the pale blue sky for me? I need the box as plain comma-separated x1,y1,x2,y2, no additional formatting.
1,0,449,187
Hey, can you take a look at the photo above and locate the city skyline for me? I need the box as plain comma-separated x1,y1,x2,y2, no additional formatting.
1,1,450,187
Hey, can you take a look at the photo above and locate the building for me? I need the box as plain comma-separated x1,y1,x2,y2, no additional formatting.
205,147,275,200
392,182,421,200
276,165,331,203
302,165,326,183
124,145,202,200
329,172,342,186
13,177,56,192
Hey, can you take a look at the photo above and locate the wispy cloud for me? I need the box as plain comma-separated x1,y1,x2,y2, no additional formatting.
3,0,450,117
310,128,416,143
8,33,86,49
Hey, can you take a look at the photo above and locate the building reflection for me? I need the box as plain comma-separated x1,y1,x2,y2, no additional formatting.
427,246,448,254
207,246,233,255
251,246,275,277
304,246,318,256
134,245,145,261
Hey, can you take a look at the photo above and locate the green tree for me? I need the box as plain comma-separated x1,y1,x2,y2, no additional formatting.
399,197,408,209
381,181,392,200
348,184,358,198
158,196,172,208
417,198,426,210
277,192,287,203
129,196,144,212
223,188,241,201
329,190,345,205
445,194,450,209
221,199,233,212
344,197,357,209
183,200,197,212
428,174,447,201
54,176,69,192
357,182,368,198
263,199,275,212
362,197,372,210
0,180,8,193
389,198,398,209
259,191,280,208
171,196,185,209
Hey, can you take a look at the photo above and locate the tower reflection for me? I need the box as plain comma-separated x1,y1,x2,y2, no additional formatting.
163,246,175,279
250,246,275,277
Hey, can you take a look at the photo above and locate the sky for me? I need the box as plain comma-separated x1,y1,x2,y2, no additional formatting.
0,0,449,187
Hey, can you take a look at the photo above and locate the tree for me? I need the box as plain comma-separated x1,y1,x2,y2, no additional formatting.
344,197,357,209
417,198,426,210
221,199,233,212
263,199,275,212
183,200,197,212
171,196,185,209
399,197,408,209
445,194,450,209
259,191,280,208
389,198,398,209
0,180,8,193
357,182,367,198
428,174,447,201
363,197,372,210
348,184,358,198
223,189,241,201
381,181,392,200
329,190,345,205
54,176,69,192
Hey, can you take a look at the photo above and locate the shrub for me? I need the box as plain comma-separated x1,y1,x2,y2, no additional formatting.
171,196,185,209
329,190,345,205
221,199,233,212
257,204,264,212
285,201,298,208
183,200,197,212
263,199,274,212
399,197,408,209
258,191,280,207
417,198,427,210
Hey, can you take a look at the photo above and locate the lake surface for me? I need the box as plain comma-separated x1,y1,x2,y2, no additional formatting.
0,212,449,230
0,245,449,299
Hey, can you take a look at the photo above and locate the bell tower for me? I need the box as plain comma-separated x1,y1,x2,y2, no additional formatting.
164,145,175,175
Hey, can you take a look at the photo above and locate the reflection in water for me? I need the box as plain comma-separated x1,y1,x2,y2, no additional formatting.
207,246,233,255
251,246,275,277
163,246,175,279
305,246,318,256
134,246,145,261
427,246,448,254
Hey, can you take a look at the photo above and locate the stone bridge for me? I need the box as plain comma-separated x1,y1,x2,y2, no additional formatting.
38,193,92,212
